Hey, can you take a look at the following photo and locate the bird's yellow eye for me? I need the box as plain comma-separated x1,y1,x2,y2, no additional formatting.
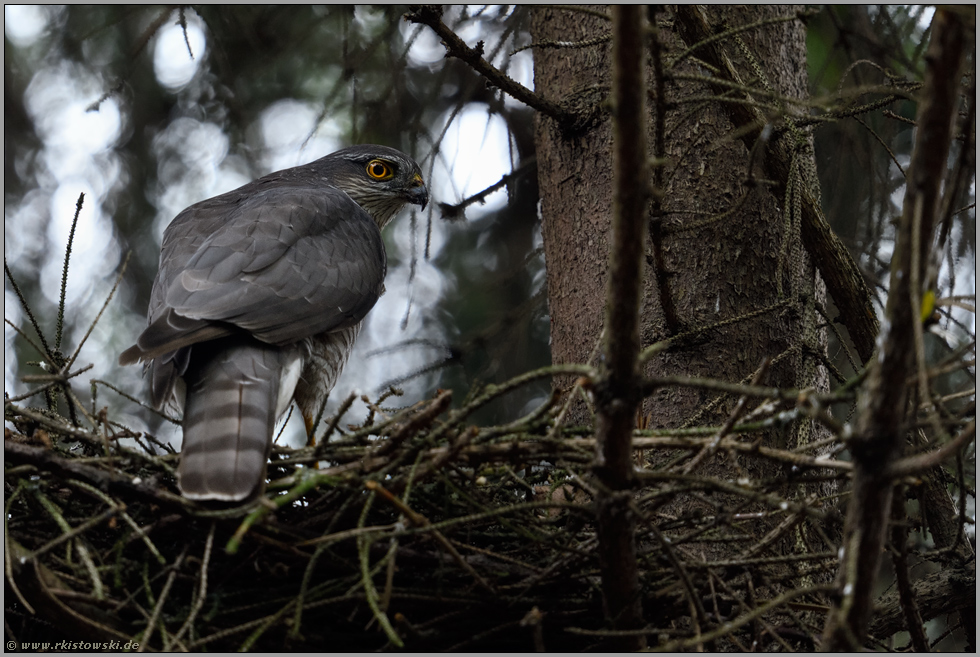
366,160,393,180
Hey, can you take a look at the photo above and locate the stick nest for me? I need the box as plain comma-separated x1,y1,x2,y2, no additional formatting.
5,370,871,652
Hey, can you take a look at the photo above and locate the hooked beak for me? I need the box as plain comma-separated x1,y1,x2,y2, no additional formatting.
408,173,428,210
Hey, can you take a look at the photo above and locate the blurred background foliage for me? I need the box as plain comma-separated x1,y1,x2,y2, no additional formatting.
805,5,975,433
4,5,974,464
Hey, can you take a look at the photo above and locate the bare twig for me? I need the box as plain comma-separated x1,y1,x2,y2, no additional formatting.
590,7,649,650
405,6,570,123
56,193,85,352
822,9,968,649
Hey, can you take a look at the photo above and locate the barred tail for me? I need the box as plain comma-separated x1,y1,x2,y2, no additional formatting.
177,338,292,501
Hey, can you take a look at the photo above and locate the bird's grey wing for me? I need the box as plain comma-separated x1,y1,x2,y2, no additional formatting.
130,184,387,360
119,188,252,367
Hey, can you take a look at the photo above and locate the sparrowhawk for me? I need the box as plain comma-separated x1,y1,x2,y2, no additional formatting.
120,144,427,501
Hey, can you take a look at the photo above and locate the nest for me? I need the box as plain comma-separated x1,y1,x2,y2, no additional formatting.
3,197,882,652
4,368,873,653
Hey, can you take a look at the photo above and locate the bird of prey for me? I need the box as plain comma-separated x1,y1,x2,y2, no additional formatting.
120,145,427,502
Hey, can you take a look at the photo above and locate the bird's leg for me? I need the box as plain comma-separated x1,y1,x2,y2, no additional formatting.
303,411,317,448
302,411,323,471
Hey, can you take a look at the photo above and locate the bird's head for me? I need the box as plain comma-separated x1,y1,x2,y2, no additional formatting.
325,144,428,229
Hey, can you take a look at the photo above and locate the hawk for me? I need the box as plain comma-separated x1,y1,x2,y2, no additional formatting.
120,145,427,501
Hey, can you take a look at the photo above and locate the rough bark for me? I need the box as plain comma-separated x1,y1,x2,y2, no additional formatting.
673,5,879,364
639,5,817,440
866,559,976,641
535,4,819,416
533,5,824,544
531,8,833,649
532,6,616,426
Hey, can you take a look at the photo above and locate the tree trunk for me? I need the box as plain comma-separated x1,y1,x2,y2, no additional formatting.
534,4,822,424
532,1,829,629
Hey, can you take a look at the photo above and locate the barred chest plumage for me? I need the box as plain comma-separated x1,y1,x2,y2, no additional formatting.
293,323,362,429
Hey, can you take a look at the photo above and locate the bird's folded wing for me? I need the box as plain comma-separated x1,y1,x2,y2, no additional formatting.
129,185,387,361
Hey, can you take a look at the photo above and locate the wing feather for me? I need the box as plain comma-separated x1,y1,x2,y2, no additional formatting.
128,183,385,364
